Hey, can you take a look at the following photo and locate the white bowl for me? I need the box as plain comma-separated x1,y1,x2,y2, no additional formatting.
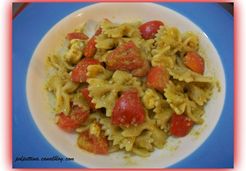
26,3,225,168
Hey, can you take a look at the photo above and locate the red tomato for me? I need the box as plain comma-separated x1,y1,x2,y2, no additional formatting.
81,88,96,110
146,66,170,92
57,106,89,132
84,37,97,58
106,41,144,72
183,52,205,74
84,28,102,58
71,58,100,83
139,20,164,40
111,89,145,126
77,130,108,154
131,60,150,77
170,114,194,137
66,32,89,41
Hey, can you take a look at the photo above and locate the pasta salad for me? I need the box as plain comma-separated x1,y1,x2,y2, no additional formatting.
45,19,216,157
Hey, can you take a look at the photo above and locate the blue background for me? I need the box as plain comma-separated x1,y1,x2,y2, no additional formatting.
12,3,233,168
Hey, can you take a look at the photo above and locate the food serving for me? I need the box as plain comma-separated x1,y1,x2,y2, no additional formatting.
45,19,216,157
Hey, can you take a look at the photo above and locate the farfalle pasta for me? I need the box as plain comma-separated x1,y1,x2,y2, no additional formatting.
45,19,218,157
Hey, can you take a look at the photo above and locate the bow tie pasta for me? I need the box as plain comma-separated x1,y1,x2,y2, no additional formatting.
45,19,218,157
